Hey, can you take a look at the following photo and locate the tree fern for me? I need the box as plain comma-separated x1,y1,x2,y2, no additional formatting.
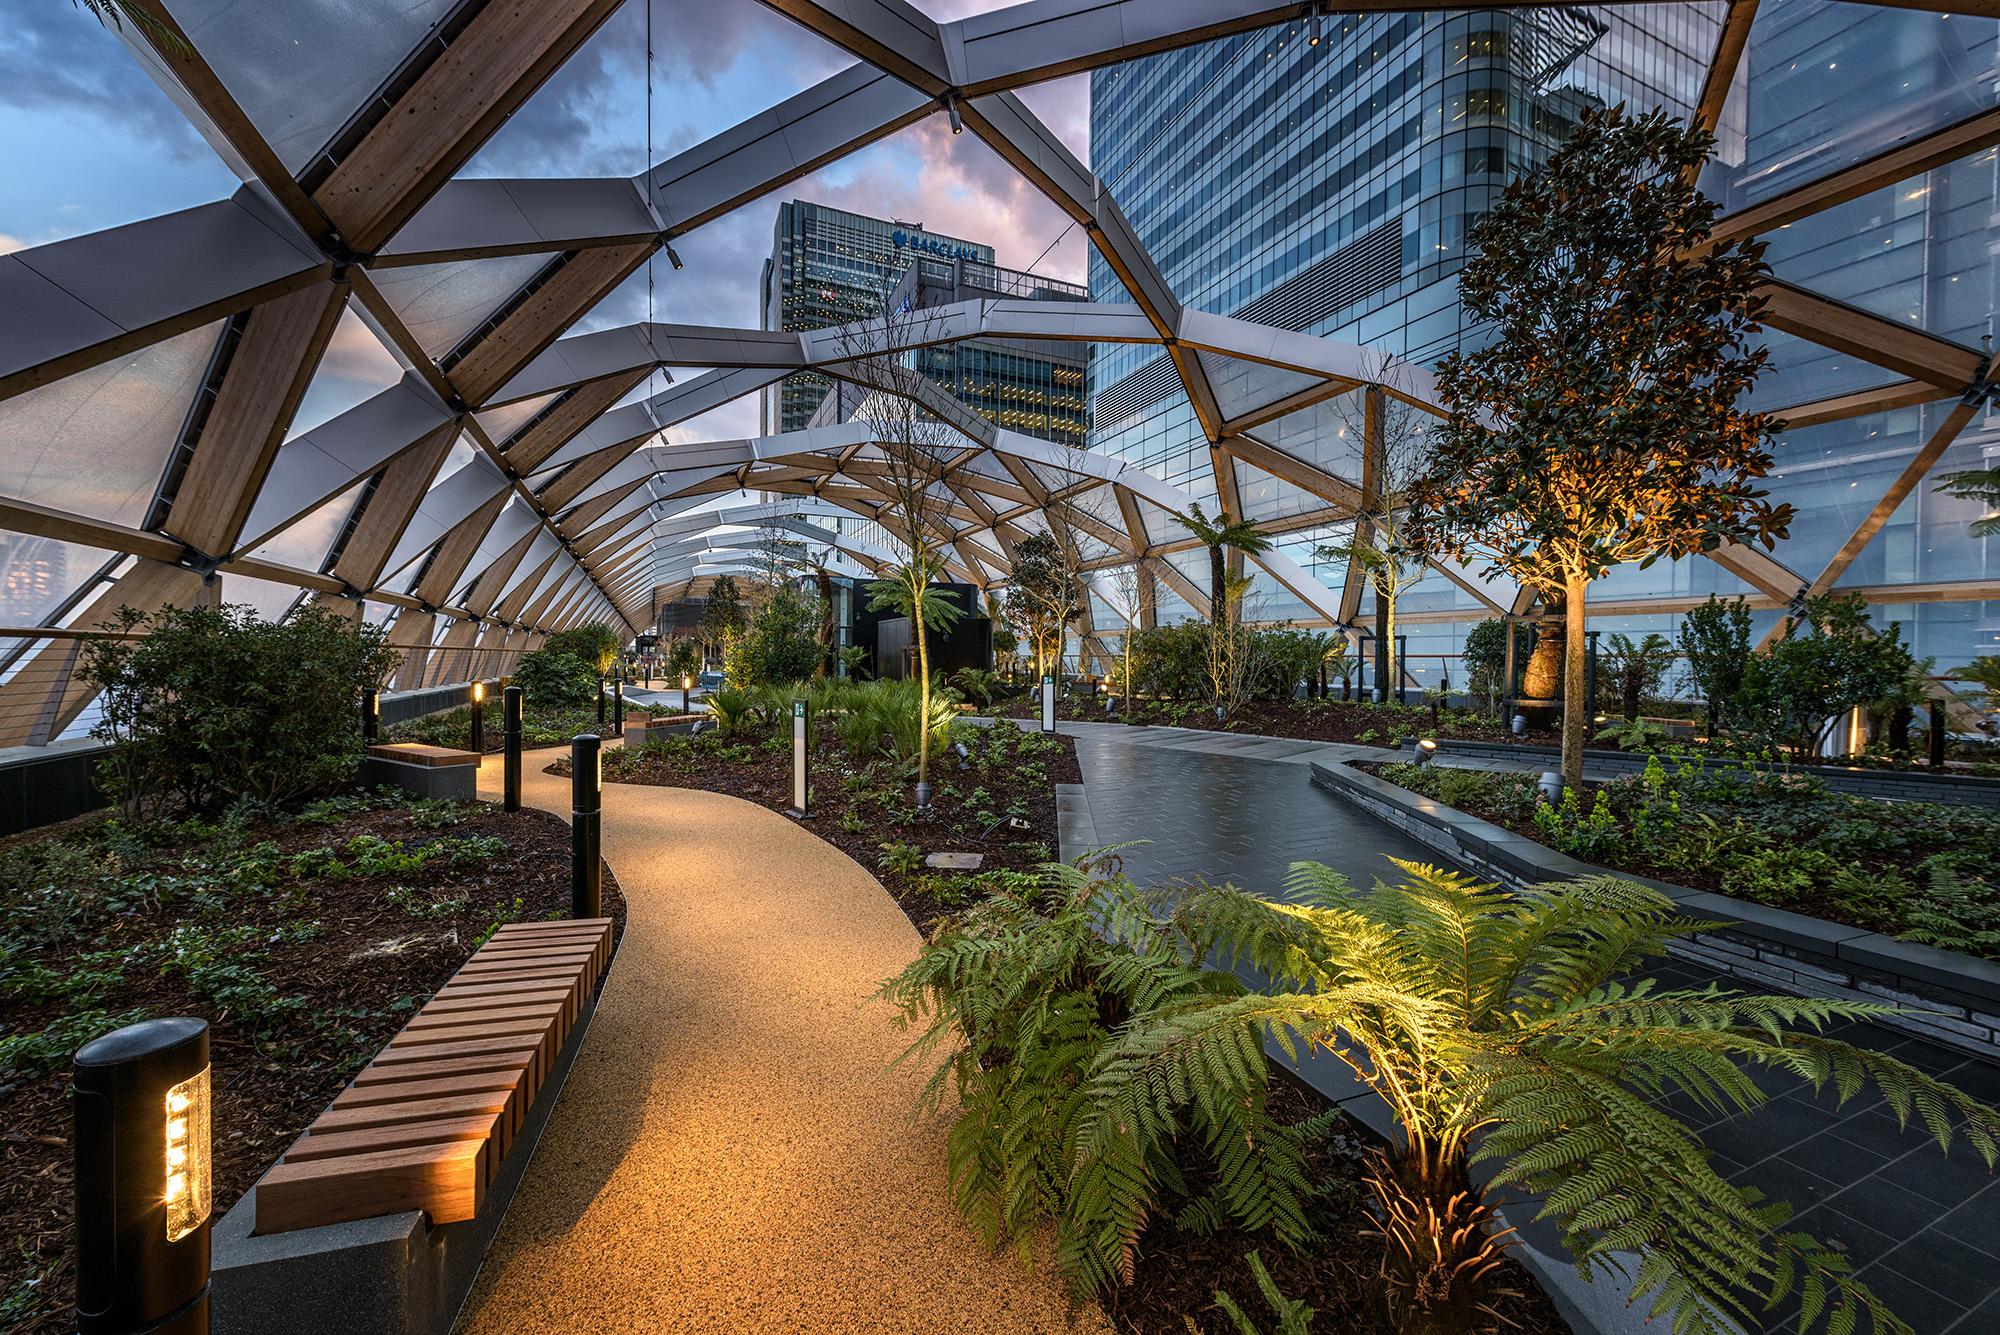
1092,858,2000,1334
876,855,1326,1299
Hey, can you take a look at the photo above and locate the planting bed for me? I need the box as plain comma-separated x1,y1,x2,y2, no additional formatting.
0,793,623,1334
1107,1069,1564,1335
990,690,1560,749
1364,755,2000,959
551,719,1079,934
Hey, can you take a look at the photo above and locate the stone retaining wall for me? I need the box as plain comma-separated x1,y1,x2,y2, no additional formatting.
1436,738,2000,808
1312,760,2000,1060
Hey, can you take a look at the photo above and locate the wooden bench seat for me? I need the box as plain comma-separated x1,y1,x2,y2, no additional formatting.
254,917,613,1235
365,742,480,768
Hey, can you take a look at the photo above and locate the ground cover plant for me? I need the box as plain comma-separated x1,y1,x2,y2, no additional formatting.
548,677,1079,932
878,855,1565,1335
1371,754,2000,957
0,792,624,1333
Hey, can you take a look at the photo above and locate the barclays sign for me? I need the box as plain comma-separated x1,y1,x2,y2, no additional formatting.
892,229,979,261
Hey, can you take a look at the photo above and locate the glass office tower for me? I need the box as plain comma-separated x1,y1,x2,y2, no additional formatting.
1087,3,2000,674
760,201,992,436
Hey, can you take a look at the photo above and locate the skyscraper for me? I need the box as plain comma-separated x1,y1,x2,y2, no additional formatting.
1085,9,1730,669
760,201,992,436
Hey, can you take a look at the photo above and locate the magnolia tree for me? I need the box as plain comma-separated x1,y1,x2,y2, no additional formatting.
1416,107,1792,792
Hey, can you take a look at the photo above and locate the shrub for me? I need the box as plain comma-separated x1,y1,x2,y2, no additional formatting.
512,645,600,708
735,586,825,686
877,857,1321,1299
541,623,621,674
83,603,399,819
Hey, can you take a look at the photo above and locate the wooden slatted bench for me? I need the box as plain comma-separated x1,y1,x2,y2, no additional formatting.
362,742,481,800
253,917,614,1235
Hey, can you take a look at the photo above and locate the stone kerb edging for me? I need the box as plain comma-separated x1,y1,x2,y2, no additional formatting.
1434,738,2000,809
1309,760,2000,1061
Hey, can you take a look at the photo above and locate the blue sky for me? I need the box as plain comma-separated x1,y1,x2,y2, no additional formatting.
0,1,1094,442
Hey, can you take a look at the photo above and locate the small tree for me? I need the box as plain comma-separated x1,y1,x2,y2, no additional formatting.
1319,365,1433,701
1601,631,1675,721
664,637,700,683
1937,464,2000,537
838,298,969,810
1416,107,1792,793
1007,530,1083,684
701,575,746,668
1740,594,1917,759
1461,617,1508,714
1679,595,1754,736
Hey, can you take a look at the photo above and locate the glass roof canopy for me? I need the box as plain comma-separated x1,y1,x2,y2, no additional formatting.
0,0,1995,746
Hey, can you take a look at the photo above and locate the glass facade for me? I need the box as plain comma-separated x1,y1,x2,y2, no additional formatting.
1087,2,2000,681
760,201,993,436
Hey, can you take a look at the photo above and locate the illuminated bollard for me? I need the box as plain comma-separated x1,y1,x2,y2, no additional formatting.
73,1017,213,1335
571,734,602,920
360,688,379,744
612,677,624,733
502,686,523,812
1041,673,1056,734
681,674,692,714
468,681,486,754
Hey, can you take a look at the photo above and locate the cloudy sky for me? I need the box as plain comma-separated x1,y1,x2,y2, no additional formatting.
0,0,1096,443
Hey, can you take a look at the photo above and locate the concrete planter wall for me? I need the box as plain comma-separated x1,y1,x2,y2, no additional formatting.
1312,760,2000,1061
1435,738,2000,809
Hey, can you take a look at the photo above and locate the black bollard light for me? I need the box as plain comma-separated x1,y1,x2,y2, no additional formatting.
468,681,486,754
612,676,624,733
571,734,602,919
1396,633,1410,705
360,687,379,744
1931,700,1948,769
681,673,692,714
74,1017,213,1335
502,686,523,812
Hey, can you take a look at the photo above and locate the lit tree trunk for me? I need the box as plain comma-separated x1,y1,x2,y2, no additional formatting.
915,578,931,799
1562,572,1589,793
1384,585,1398,705
1208,543,1225,623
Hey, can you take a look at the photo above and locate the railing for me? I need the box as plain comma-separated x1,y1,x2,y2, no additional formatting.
0,628,539,751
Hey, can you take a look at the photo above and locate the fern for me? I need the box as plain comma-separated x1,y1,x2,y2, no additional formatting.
876,854,1322,1300
1091,858,2000,1335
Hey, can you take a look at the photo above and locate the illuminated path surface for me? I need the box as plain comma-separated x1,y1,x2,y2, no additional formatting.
456,747,1104,1333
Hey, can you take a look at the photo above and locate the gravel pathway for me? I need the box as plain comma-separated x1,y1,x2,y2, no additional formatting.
455,747,1104,1333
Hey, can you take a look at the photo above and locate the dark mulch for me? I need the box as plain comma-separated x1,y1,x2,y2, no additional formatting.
0,797,622,1334
990,692,1561,750
549,721,1080,935
1105,1071,1568,1335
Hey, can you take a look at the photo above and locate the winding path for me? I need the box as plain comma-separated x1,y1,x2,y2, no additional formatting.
455,748,1103,1333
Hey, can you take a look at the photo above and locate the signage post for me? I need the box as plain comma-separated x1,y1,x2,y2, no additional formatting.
1041,674,1056,734
790,699,810,818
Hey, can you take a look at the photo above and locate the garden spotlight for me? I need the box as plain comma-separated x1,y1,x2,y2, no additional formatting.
1415,737,1438,767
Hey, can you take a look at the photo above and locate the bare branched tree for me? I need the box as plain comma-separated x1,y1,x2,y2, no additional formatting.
833,300,969,810
1101,556,1155,713
1318,354,1436,702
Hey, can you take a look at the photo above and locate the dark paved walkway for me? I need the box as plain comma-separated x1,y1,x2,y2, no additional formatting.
1065,723,2000,1335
